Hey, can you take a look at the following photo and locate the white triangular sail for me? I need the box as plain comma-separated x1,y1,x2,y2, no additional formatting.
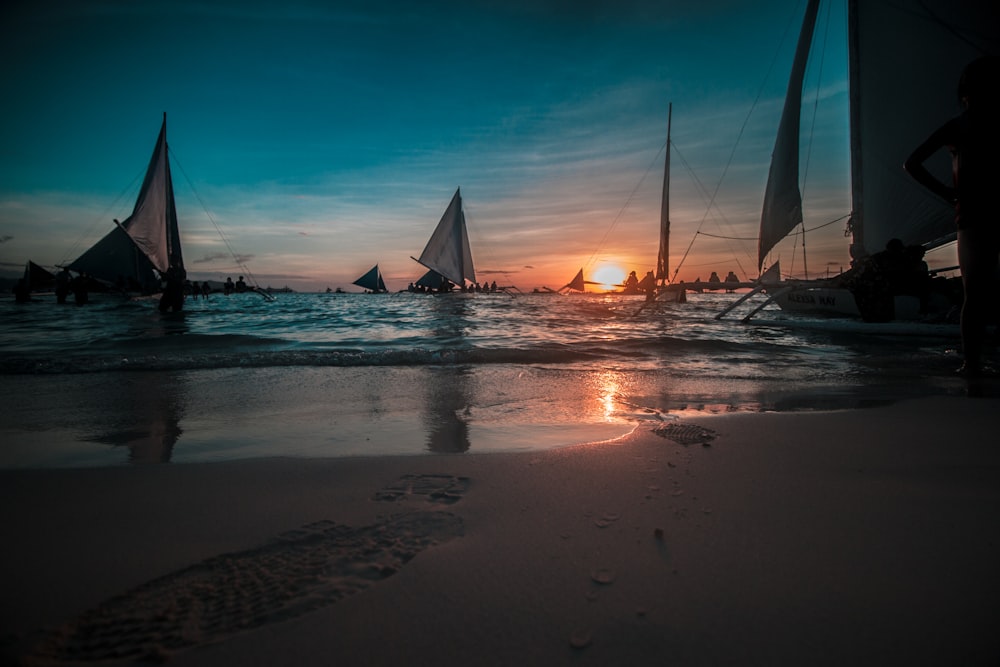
415,188,476,287
757,0,820,271
122,113,183,275
68,113,184,287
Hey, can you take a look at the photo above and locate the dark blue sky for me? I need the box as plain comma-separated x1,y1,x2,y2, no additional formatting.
1,0,857,290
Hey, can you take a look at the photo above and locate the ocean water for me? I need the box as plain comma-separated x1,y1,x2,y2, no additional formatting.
0,290,971,468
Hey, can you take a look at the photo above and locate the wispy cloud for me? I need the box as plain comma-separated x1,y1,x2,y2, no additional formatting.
0,0,865,290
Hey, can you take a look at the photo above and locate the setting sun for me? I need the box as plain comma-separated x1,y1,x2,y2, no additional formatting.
591,265,625,292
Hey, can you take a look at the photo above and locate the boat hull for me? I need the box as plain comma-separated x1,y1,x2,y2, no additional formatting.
772,286,922,320
772,286,860,317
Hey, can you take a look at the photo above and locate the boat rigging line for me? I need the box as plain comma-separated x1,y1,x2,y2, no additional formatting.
696,213,849,242
584,139,667,276
169,146,275,300
671,3,810,285
57,170,143,269
461,201,521,296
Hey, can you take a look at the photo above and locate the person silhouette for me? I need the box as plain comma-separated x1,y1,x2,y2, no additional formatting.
12,278,30,303
55,268,71,304
904,55,1000,377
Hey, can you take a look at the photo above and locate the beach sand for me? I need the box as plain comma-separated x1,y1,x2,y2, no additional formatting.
2,395,999,666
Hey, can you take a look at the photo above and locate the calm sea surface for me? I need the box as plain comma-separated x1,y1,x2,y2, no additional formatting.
0,290,972,468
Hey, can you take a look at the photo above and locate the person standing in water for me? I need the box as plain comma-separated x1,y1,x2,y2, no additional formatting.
904,55,1000,376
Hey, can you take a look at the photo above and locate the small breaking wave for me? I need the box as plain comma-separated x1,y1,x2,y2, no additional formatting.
0,334,765,376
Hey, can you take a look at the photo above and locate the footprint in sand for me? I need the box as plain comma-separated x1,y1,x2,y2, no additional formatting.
373,473,469,504
652,422,717,446
29,477,468,664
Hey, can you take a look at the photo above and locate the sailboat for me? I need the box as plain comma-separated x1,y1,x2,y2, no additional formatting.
737,0,995,322
560,268,586,293
564,104,687,301
412,188,476,292
352,264,388,293
68,113,184,297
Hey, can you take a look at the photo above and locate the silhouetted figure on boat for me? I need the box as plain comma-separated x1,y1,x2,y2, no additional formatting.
235,276,248,293
624,271,639,293
224,277,235,295
841,238,912,322
637,270,656,296
905,55,1000,374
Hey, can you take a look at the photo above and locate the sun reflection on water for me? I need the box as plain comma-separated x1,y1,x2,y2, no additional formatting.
593,370,627,422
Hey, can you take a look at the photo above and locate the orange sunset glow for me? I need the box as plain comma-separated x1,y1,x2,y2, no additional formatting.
590,265,627,292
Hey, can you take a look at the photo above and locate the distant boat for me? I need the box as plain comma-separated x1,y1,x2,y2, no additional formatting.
9,260,54,302
733,0,994,322
557,268,618,294
412,188,476,291
68,113,184,296
22,260,55,292
560,268,586,293
352,264,388,293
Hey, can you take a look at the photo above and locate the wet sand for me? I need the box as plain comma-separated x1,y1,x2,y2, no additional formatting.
2,395,999,665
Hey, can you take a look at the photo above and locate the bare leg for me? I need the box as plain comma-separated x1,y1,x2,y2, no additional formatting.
957,228,1000,374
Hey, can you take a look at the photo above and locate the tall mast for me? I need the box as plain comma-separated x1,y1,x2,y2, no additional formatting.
656,103,672,287
846,0,865,263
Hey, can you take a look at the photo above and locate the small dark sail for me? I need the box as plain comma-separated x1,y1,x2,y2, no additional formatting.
561,268,585,292
352,264,387,292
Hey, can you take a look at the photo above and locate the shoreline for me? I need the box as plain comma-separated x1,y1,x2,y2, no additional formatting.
0,363,982,469
3,395,999,665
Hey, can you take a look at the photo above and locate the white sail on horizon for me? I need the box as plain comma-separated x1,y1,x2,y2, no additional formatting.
415,188,476,287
